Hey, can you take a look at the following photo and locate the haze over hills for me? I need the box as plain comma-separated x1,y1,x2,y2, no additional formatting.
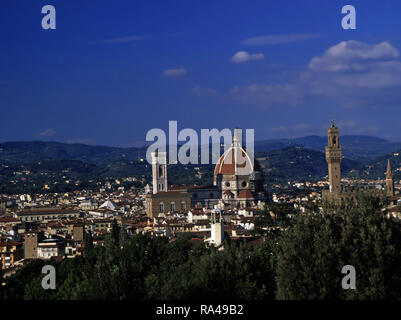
256,146,363,183
0,141,147,164
1,135,400,163
255,135,401,162
1,135,401,194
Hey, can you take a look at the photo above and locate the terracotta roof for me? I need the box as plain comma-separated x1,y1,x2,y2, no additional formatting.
214,145,253,176
149,191,191,197
169,185,218,191
0,217,20,223
17,208,79,216
0,241,22,247
238,189,255,199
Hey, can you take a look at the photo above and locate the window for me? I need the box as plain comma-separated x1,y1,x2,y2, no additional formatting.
159,165,163,177
242,181,247,188
159,202,164,213
170,202,175,212
226,182,230,187
181,202,186,211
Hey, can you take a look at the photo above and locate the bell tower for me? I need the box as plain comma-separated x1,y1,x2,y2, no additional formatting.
386,159,395,197
325,120,342,195
210,208,224,247
151,151,168,194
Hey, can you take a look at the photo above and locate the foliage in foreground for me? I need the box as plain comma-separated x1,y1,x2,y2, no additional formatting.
276,191,401,299
3,192,401,300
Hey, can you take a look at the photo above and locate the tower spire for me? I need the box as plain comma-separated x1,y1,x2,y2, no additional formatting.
386,159,394,197
232,127,242,147
386,159,393,179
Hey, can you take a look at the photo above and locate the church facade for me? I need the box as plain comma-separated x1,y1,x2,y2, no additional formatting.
145,128,268,218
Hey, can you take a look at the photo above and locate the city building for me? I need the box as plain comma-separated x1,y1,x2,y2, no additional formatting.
0,240,23,270
146,128,269,218
37,238,66,259
15,207,81,222
24,231,43,259
213,128,268,208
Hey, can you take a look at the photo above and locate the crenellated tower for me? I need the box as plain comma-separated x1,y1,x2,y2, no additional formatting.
325,120,342,195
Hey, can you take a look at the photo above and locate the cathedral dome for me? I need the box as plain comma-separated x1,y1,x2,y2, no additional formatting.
214,144,253,177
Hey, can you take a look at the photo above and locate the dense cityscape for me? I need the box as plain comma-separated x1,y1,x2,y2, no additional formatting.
4,1,401,306
1,123,401,298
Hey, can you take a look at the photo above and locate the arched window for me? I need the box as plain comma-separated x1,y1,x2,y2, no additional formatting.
159,202,164,213
170,202,175,212
332,136,336,147
181,201,186,211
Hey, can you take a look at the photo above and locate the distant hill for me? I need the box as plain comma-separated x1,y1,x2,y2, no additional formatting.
256,146,362,183
255,135,401,162
1,138,401,194
359,151,401,180
0,141,147,164
2,135,401,165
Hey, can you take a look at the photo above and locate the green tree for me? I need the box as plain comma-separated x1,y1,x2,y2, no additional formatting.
276,191,401,299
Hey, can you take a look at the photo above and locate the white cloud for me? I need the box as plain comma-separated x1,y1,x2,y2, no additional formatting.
230,51,265,63
302,40,401,106
202,40,401,109
163,68,187,76
242,33,320,45
308,41,399,73
37,129,56,137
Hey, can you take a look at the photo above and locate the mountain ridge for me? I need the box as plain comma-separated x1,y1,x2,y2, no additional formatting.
1,134,399,164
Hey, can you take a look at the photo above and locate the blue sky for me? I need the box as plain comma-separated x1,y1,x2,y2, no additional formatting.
1,0,401,146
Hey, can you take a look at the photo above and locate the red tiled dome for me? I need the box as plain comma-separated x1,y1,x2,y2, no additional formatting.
214,146,253,176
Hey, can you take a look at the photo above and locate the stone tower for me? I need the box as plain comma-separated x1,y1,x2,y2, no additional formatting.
151,151,167,194
386,159,395,197
325,120,342,195
24,232,39,259
210,208,224,247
